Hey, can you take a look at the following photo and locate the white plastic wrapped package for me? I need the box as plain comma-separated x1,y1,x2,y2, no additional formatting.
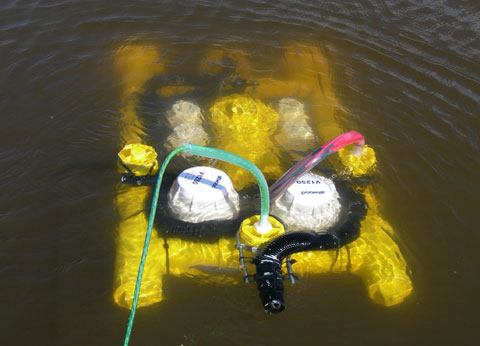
271,172,341,232
168,166,240,223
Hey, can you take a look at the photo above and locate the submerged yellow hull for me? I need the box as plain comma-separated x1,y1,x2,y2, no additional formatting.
112,43,412,309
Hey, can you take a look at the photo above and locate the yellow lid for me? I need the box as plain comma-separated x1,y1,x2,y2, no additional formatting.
338,144,377,177
238,215,285,247
208,94,284,190
118,143,159,175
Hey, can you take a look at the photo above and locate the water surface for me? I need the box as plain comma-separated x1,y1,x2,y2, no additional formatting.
1,0,479,345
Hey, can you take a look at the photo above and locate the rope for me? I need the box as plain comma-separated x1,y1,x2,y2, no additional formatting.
123,146,187,346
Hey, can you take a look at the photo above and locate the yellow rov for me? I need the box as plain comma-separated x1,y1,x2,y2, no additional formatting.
112,43,413,314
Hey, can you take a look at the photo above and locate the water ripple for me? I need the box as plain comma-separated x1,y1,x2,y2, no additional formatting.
1,0,479,344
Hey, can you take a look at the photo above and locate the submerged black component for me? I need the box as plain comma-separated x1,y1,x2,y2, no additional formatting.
156,216,243,242
253,231,341,314
254,177,368,313
120,173,158,186
253,256,285,313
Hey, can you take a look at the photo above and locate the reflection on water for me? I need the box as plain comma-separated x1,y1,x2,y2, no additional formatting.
1,0,479,345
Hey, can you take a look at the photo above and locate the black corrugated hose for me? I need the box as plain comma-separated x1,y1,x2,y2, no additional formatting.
253,182,367,313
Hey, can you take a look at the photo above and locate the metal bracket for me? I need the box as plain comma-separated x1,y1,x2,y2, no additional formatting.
285,255,296,285
235,231,250,283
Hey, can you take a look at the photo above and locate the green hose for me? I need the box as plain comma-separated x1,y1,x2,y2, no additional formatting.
123,144,271,345
123,145,186,346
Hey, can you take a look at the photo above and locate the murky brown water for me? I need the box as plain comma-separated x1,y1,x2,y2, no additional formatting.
1,0,479,345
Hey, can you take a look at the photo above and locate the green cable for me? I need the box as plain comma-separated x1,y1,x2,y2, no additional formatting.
123,146,187,346
123,144,271,345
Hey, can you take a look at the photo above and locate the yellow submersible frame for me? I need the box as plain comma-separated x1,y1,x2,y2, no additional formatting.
113,43,413,321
